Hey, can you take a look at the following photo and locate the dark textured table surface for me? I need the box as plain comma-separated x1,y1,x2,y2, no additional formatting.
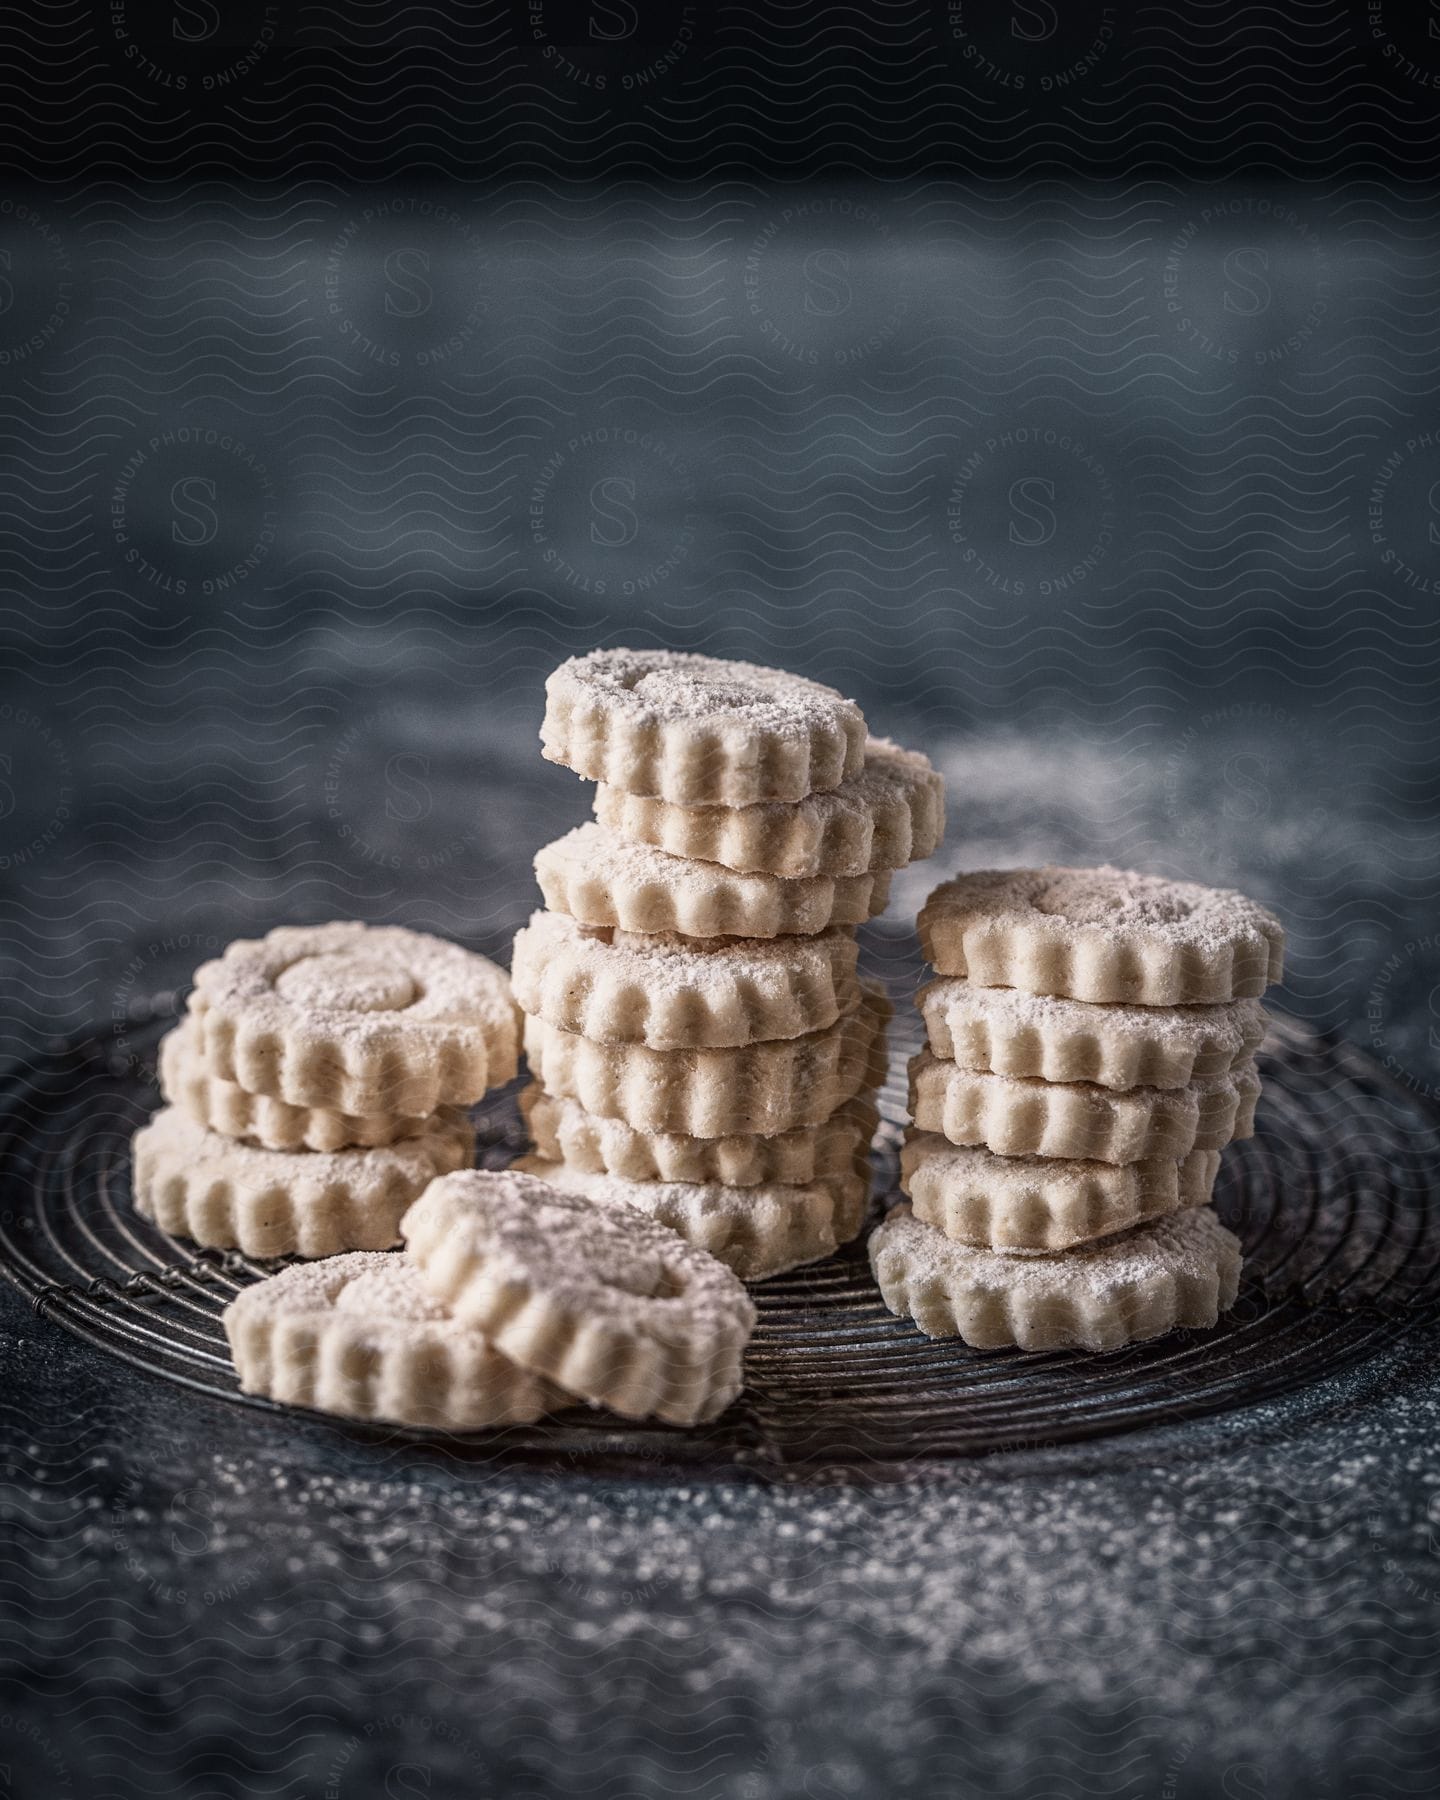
3,6,1440,1796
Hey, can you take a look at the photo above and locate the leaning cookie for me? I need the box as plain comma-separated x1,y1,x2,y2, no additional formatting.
223,1253,565,1429
868,1202,1243,1351
917,980,1268,1091
919,867,1284,1005
188,921,519,1117
131,1105,474,1258
516,1154,870,1282
510,910,859,1049
535,822,891,939
520,1083,878,1188
593,737,944,879
542,648,865,807
402,1169,756,1425
159,1018,428,1153
909,1053,1259,1164
521,983,890,1138
900,1136,1220,1253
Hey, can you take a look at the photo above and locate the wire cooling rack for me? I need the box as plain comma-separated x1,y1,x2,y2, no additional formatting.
1,1003,1437,1471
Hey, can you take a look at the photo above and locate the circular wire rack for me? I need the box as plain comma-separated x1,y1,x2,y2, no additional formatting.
1,1002,1437,1473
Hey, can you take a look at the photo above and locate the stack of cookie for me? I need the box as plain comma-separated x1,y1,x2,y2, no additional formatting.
132,922,519,1258
510,648,945,1280
870,866,1285,1351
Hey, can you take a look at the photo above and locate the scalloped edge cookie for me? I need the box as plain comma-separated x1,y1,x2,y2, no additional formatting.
908,1052,1260,1164
917,979,1268,1091
515,1153,871,1282
868,1202,1243,1351
401,1168,756,1424
131,1104,474,1258
188,921,520,1116
535,822,891,939
901,1135,1221,1252
159,1018,429,1152
223,1253,565,1429
521,983,891,1138
510,910,859,1049
542,648,865,806
593,737,945,879
521,1083,879,1188
918,866,1285,1004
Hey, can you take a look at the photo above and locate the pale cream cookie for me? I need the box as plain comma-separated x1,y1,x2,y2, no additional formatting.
594,737,945,879
510,910,859,1049
918,866,1285,1004
535,822,891,939
516,1154,870,1282
868,1202,1243,1351
909,1052,1259,1164
223,1252,564,1430
900,1135,1220,1253
131,1104,475,1258
521,983,891,1138
188,921,519,1116
159,1018,429,1153
401,1168,756,1424
917,979,1268,1091
542,648,865,807
521,1082,879,1188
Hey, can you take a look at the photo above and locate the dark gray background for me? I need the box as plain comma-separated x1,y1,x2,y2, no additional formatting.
2,4,1439,1796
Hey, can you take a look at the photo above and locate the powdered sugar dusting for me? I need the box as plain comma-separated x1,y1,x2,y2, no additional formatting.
932,866,1281,956
193,922,515,1042
405,1168,756,1344
235,1252,454,1330
560,648,860,741
877,1202,1237,1299
514,908,857,1005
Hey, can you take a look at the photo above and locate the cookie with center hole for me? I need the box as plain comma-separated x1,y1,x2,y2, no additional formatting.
868,1203,1242,1352
542,647,866,807
401,1168,756,1425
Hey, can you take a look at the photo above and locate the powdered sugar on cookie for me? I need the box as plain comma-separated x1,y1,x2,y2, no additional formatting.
132,1104,474,1257
510,908,859,1048
536,821,891,938
516,1154,869,1281
542,648,866,806
918,979,1267,1090
223,1251,563,1429
919,866,1284,1004
188,921,519,1114
594,737,944,879
402,1168,756,1423
869,1202,1242,1350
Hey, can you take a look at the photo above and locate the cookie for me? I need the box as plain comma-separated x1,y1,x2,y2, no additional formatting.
131,1104,475,1258
594,737,944,879
918,867,1285,1005
188,921,519,1116
909,1052,1260,1163
917,980,1267,1091
535,822,891,939
521,1083,878,1188
159,1018,428,1153
516,1154,870,1282
868,1202,1243,1351
223,1253,564,1430
900,1135,1220,1253
510,910,859,1049
542,648,865,807
521,983,891,1138
401,1168,756,1424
